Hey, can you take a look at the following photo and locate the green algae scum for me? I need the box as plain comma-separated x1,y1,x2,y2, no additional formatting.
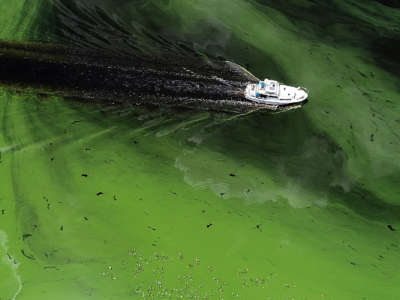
1,0,400,299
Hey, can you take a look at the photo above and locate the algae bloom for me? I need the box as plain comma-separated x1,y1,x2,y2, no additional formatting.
0,1,400,299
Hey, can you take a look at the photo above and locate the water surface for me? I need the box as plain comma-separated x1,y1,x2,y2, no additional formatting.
0,1,400,299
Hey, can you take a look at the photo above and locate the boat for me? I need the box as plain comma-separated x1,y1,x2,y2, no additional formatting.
244,79,308,106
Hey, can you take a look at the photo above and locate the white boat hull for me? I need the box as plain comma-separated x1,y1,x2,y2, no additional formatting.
244,79,308,106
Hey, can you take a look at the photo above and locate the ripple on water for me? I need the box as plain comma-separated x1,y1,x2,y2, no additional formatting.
175,145,329,209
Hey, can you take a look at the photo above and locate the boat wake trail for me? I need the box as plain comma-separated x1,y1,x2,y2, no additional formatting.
0,41,297,113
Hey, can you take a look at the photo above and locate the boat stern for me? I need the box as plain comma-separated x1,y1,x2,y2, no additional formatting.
244,83,259,101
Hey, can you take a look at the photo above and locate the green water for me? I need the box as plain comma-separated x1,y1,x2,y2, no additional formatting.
1,1,400,299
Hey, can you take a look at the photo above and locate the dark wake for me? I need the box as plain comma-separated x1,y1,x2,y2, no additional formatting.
0,40,296,113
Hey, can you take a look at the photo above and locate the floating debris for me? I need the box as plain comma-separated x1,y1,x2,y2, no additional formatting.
81,174,88,178
358,71,367,78
96,192,104,196
387,225,395,231
44,266,59,270
129,248,137,256
22,233,32,240
21,249,35,260
206,223,213,228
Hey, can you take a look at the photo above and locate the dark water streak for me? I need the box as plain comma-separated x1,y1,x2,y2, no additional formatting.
0,40,296,113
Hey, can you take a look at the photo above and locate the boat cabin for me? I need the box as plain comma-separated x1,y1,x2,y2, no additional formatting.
258,80,279,97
